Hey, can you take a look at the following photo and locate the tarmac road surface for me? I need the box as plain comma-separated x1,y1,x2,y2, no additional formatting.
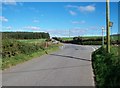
2,44,100,86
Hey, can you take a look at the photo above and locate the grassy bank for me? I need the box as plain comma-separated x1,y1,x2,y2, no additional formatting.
2,44,59,70
2,39,60,70
92,46,120,88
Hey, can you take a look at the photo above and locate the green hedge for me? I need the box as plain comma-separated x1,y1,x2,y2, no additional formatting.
2,39,45,58
92,46,120,88
2,32,50,39
2,39,59,69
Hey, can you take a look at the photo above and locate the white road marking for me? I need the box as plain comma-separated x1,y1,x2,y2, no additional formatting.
92,47,96,51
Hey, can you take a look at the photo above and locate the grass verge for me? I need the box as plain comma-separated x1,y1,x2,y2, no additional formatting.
2,44,60,70
92,46,120,88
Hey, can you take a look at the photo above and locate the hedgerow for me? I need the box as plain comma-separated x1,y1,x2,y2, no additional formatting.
2,39,45,58
92,46,120,88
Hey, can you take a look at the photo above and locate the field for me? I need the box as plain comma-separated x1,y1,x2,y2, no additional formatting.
61,37,73,41
18,39,46,44
111,35,119,41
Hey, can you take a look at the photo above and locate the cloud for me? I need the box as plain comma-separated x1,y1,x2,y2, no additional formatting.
72,20,86,24
69,10,77,16
45,28,88,37
33,20,40,23
0,16,8,22
24,26,40,30
2,0,17,5
66,5,78,8
29,7,39,13
2,26,12,31
43,29,69,37
79,5,95,12
5,26,12,30
89,26,99,30
2,0,24,6
66,4,95,13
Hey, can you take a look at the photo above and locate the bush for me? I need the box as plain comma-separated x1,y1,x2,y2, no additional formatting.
92,46,120,88
2,39,45,58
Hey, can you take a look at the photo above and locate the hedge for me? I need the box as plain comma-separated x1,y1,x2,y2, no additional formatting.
92,46,120,88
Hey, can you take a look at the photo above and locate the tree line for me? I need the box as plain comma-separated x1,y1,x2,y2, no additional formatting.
2,32,50,39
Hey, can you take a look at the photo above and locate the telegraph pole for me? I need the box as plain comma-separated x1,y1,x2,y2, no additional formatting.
69,29,70,38
106,0,110,53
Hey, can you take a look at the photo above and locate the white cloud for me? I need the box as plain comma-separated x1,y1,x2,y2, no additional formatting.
2,0,24,6
89,26,99,30
6,26,12,30
72,20,86,24
66,4,96,13
66,5,78,8
69,10,77,16
2,26,12,30
0,16,8,22
24,26,40,30
2,0,17,5
67,28,86,37
79,5,95,12
33,20,39,23
47,29,69,37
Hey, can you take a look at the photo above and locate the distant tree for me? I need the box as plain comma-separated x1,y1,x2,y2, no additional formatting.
2,32,50,39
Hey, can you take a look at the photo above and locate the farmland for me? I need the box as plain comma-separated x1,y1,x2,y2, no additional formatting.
18,39,46,44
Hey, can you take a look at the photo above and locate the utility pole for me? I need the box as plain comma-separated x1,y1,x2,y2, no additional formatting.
102,27,105,46
69,29,70,38
106,0,110,53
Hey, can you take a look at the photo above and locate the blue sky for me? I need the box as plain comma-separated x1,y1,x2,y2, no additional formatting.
1,2,118,37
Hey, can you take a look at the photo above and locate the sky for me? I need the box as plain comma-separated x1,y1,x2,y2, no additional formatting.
1,1,119,37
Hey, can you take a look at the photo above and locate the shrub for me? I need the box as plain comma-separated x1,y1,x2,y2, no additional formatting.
2,39,45,58
92,46,120,88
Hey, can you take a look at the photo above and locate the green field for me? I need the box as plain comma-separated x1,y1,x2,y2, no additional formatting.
61,37,73,41
111,35,119,41
18,39,46,44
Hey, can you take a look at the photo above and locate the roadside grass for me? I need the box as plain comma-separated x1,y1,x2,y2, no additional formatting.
0,57,2,69
110,45,119,56
2,44,60,70
92,45,120,87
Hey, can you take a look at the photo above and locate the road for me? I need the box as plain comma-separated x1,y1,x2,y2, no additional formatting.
2,44,100,86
